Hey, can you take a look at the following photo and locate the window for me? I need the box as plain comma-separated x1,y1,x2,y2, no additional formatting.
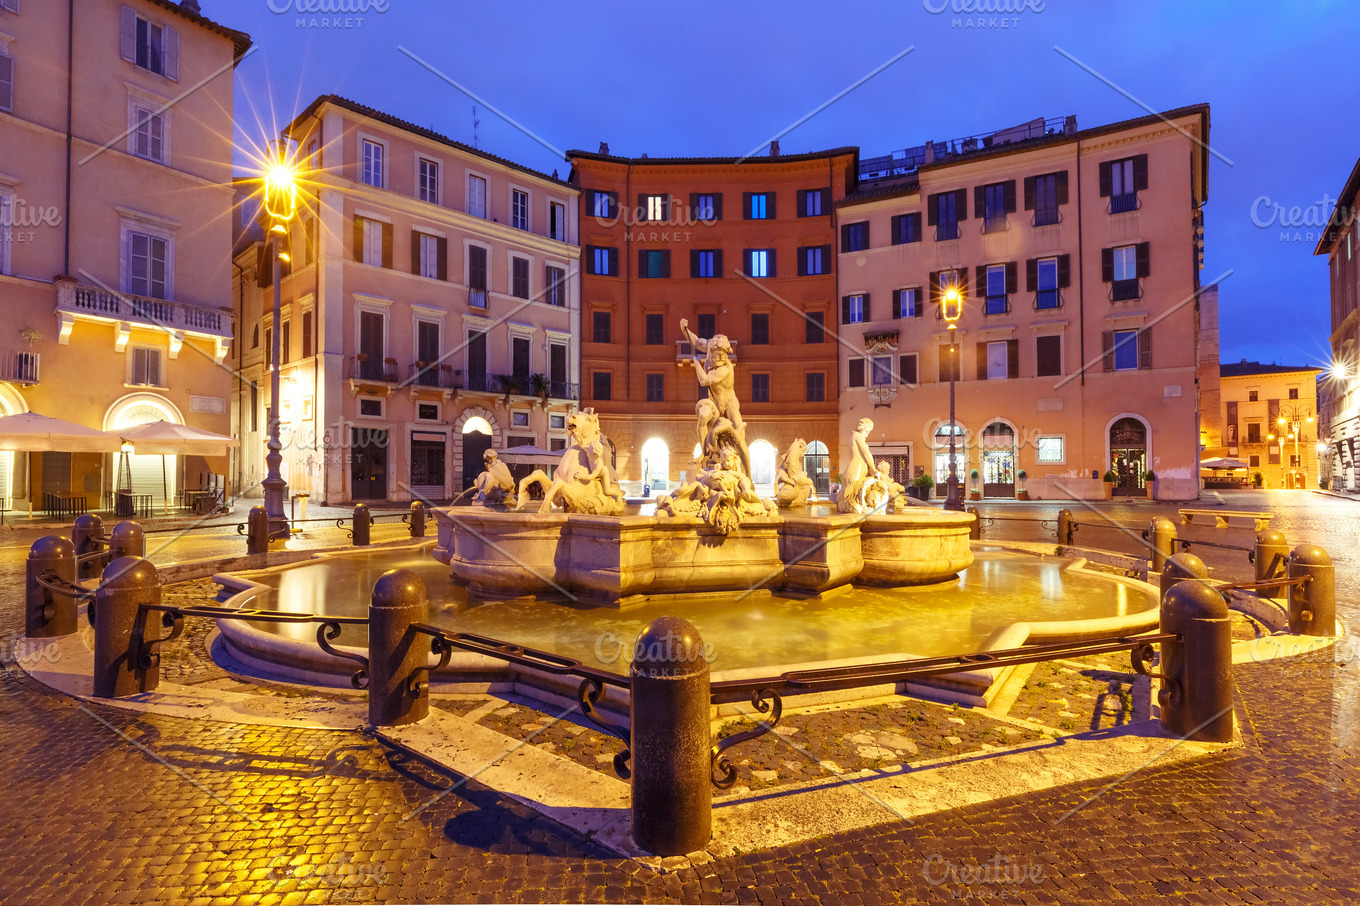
1026,171,1067,226
841,222,869,252
467,245,488,305
744,192,773,219
1110,329,1140,371
805,372,825,402
745,249,774,278
550,414,566,430
359,398,383,418
281,320,291,364
1036,436,1064,463
549,202,566,242
691,249,720,278
798,245,829,276
983,340,1015,380
805,311,825,344
1030,255,1067,309
1290,454,1302,468
893,288,922,318
130,346,162,387
1104,243,1148,300
588,246,618,276
750,313,769,345
511,257,529,299
645,373,664,402
842,293,867,324
640,193,667,222
120,8,179,80
871,356,893,385
1247,424,1262,444
638,249,670,278
418,158,439,204
1101,155,1147,213
983,264,1012,315
417,403,439,421
511,189,529,230
549,343,567,391
468,175,487,218
592,371,611,401
929,189,966,241
899,353,918,385
798,188,829,217
1248,390,1259,402
545,266,566,307
645,313,664,345
690,193,721,221
938,344,960,382
0,47,11,114
848,359,865,388
1036,334,1061,377
590,190,617,219
301,310,314,358
130,106,165,163
592,311,611,343
361,139,384,188
264,326,272,368
512,336,530,377
1288,387,1300,400
127,231,168,299
697,313,715,338
355,217,389,268
751,373,770,402
304,219,315,266
977,181,1015,233
416,233,440,280
891,213,921,245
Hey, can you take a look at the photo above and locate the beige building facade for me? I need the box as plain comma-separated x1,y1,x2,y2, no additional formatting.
1315,157,1360,492
1205,362,1322,490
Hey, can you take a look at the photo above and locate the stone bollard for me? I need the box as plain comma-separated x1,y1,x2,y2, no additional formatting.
630,616,712,856
247,506,269,555
1252,530,1289,587
1286,544,1335,637
92,556,162,698
73,513,107,581
408,501,427,538
368,568,431,727
353,502,372,546
109,521,145,561
26,535,78,638
1057,508,1073,545
1158,579,1234,742
1159,552,1207,600
1148,516,1177,573
965,506,981,540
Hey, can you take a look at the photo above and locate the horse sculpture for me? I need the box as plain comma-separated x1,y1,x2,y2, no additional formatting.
775,438,816,507
515,409,625,516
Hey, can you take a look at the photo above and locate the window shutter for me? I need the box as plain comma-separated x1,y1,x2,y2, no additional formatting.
713,249,723,277
840,224,851,251
1098,161,1112,197
796,189,807,216
862,293,870,322
820,188,831,213
744,249,753,275
820,245,831,271
120,6,136,62
163,25,179,81
637,248,646,276
690,249,701,278
636,194,646,220
976,342,987,381
900,354,917,385
913,289,923,318
661,249,671,278
743,192,752,219
927,194,939,226
1056,171,1069,205
0,0,20,12
255,246,270,288
1101,248,1114,283
841,295,851,325
891,290,902,319
1138,328,1152,369
957,267,968,297
0,55,12,113
689,193,699,220
797,248,807,277
1003,180,1016,213
849,359,865,387
607,192,618,218
766,248,776,278
437,237,448,281
861,222,869,249
974,265,986,292
712,193,723,220
132,347,146,384
410,230,421,275
1136,241,1151,278
1005,262,1018,294
381,223,393,269
353,217,364,263
1058,254,1071,288
1007,339,1019,378
1101,331,1114,372
767,193,776,219
1023,176,1035,211
973,186,986,219
1025,258,1037,292
1133,154,1149,191
661,194,670,222
955,188,968,220
929,270,940,304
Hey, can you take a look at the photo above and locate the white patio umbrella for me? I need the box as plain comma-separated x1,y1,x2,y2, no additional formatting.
0,412,121,516
116,421,239,514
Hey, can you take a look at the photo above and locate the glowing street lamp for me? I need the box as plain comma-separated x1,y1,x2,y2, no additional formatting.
257,139,298,540
1276,403,1315,488
941,284,964,511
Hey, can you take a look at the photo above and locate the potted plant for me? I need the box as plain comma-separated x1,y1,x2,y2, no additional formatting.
831,472,844,499
1143,469,1157,499
968,468,981,501
912,473,935,500
1016,469,1028,501
1102,469,1117,500
1253,471,1264,489
530,372,551,404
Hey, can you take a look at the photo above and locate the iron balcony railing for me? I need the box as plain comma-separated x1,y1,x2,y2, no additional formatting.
56,281,230,338
1110,193,1140,214
983,214,1008,234
549,380,579,400
0,351,39,385
1111,279,1142,302
408,363,461,389
1034,290,1062,310
984,295,1010,316
349,356,397,383
1033,207,1061,227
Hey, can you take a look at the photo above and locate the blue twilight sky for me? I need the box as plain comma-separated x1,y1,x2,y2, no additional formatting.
219,0,1359,368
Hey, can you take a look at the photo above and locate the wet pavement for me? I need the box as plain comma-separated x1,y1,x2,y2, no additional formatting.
0,490,1357,904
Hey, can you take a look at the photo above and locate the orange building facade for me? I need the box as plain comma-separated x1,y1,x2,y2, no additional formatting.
567,146,858,493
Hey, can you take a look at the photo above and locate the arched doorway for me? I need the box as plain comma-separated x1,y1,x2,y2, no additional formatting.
1109,416,1149,496
981,421,1016,498
106,395,184,508
0,385,25,507
640,438,669,493
804,440,830,495
749,440,776,493
460,416,493,492
934,423,966,498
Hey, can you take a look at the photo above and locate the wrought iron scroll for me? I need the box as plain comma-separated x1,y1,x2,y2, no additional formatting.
317,621,369,689
137,609,186,670
407,634,455,699
578,678,632,779
710,687,783,790
1130,641,1180,707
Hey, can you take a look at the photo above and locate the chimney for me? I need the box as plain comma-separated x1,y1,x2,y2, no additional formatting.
769,140,781,157
598,142,610,155
1063,115,1077,136
181,0,201,13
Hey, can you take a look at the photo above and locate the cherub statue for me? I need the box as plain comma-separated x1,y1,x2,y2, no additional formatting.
837,418,880,514
472,449,516,507
775,438,816,508
877,461,908,513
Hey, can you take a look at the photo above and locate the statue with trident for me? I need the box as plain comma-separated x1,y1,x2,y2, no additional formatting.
679,318,751,476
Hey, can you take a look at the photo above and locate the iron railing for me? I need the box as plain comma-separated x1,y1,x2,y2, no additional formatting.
0,351,40,385
408,363,461,389
350,356,398,383
1110,193,1140,214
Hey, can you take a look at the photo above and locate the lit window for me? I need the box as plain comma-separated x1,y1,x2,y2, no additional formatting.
1112,329,1139,371
1037,436,1064,463
748,249,769,278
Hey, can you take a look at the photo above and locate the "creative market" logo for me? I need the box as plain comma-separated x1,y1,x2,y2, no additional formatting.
923,0,1047,29
267,0,391,29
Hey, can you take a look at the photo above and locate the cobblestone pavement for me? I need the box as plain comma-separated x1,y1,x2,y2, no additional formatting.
0,492,1357,904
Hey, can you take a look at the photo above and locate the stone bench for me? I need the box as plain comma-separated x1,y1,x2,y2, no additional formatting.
1178,508,1272,531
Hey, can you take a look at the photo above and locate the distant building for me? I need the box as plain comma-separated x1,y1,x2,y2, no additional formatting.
1208,362,1322,489
0,0,248,510
234,96,580,505
1314,157,1360,491
834,106,1212,500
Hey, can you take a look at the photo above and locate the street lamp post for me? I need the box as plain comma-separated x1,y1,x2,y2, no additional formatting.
941,284,964,511
260,141,298,540
1275,403,1314,489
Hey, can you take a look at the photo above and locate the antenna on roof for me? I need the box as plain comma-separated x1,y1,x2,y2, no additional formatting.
472,105,481,150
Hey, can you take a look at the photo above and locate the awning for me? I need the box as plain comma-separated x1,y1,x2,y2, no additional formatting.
0,412,122,453
117,420,239,457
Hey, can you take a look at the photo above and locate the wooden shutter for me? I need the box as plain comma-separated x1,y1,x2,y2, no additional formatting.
848,359,865,387
1133,154,1149,191
690,249,701,278
1036,335,1060,376
797,248,807,277
711,193,723,220
1138,328,1152,369
1101,331,1114,372
1005,262,1018,294
1004,180,1016,213
637,248,647,276
976,342,987,380
957,267,968,297
766,192,776,219
743,192,753,219
973,186,986,219
766,248,776,278
929,270,940,304
840,224,851,251
381,223,393,268
1098,161,1113,197
820,188,831,213
120,6,137,62
1007,339,1019,378
1136,241,1151,277
410,230,421,275
927,194,939,226
1101,248,1114,283
352,217,364,263
891,290,902,319
163,25,179,81
1025,258,1038,292
861,293,870,322
841,295,852,325
1023,177,1035,210
661,194,670,222
0,54,11,111
688,193,699,219
900,354,917,385
1058,254,1071,287
712,249,723,277
913,289,923,318
974,266,986,293
661,249,671,278
255,246,269,288
860,222,869,249
938,345,953,382
954,188,968,220
437,237,448,281
1056,171,1069,205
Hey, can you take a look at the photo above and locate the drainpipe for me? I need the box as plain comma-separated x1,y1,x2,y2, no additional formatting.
232,259,245,498
63,0,74,274
1075,138,1085,389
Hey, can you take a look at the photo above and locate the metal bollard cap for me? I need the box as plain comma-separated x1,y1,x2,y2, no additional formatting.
1289,544,1332,568
29,535,75,560
1256,529,1287,546
1161,578,1228,622
410,500,425,511
372,568,427,610
1151,515,1176,531
631,615,708,678
355,502,370,512
100,555,157,588
1162,552,1207,580
74,513,105,535
111,521,143,541
249,505,267,517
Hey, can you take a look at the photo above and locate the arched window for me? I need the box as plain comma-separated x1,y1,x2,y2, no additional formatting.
109,396,183,507
980,421,1016,497
640,437,669,491
462,416,492,435
749,440,776,489
933,423,966,490
803,440,830,495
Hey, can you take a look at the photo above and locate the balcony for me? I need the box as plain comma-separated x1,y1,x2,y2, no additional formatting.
460,371,578,401
1109,193,1140,214
1034,290,1062,310
1111,279,1142,302
349,355,398,383
407,362,461,390
56,280,231,339
0,351,40,385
